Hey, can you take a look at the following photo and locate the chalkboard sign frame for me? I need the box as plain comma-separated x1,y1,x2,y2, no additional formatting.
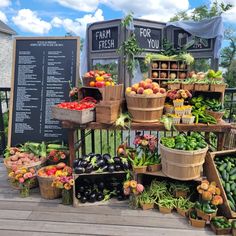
8,37,80,146
91,26,119,52
170,27,214,52
134,25,163,52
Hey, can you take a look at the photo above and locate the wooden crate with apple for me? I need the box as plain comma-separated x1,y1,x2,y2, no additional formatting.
150,60,189,84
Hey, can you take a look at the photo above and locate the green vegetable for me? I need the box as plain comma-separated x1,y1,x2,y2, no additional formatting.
230,167,236,175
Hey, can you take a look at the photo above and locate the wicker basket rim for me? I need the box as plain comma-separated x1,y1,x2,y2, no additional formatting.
4,157,46,169
126,93,166,98
205,109,225,115
159,141,208,155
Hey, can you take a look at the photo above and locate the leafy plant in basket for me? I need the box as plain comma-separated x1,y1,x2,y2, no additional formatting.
169,182,191,198
137,189,156,210
149,180,169,202
51,164,74,205
175,197,195,216
195,180,223,221
8,167,36,197
123,179,144,209
158,196,176,213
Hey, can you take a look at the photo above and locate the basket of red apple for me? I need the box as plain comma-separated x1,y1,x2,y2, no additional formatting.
125,79,166,123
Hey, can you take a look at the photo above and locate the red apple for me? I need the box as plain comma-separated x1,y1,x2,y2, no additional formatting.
171,63,178,69
145,78,153,83
144,83,153,89
137,87,144,94
153,87,160,94
159,88,166,94
131,83,139,92
139,81,146,88
95,81,105,88
152,62,158,69
161,63,168,69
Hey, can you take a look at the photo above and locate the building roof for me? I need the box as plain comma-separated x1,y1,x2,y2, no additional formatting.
0,20,16,35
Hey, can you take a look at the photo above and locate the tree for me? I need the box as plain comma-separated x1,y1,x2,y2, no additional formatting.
170,0,233,22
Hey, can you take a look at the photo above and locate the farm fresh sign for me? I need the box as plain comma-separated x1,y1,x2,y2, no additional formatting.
92,26,118,51
134,26,162,51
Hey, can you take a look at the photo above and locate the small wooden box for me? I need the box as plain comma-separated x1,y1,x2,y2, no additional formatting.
96,100,121,124
51,106,95,124
204,150,236,218
80,84,123,101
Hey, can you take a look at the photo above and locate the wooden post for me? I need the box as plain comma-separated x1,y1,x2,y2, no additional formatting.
68,129,76,167
217,132,226,151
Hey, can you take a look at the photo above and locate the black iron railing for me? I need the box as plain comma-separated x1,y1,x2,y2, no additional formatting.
0,87,10,155
224,88,236,123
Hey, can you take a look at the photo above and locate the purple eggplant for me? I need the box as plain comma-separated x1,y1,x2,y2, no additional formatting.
96,193,104,201
108,164,115,173
80,195,87,203
102,165,108,172
114,156,121,164
88,193,96,203
80,160,88,168
73,159,80,168
78,185,85,193
74,166,85,174
85,164,93,173
115,164,121,171
96,159,105,167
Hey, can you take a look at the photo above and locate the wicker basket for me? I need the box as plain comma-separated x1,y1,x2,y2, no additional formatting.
160,142,208,180
205,110,225,121
210,84,226,93
4,157,47,174
194,84,209,91
8,176,38,190
126,93,166,123
37,167,62,199
167,83,181,90
181,84,194,91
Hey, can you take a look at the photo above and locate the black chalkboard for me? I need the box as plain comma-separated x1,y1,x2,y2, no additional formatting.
92,26,118,51
9,38,79,146
134,26,162,51
173,29,212,51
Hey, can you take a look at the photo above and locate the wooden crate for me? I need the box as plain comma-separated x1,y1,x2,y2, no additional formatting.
80,84,123,101
96,100,121,124
51,106,95,124
204,150,236,218
73,172,126,207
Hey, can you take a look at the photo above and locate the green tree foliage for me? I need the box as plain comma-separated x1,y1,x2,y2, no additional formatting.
170,0,232,21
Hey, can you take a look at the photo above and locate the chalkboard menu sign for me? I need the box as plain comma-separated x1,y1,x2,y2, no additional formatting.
92,26,118,51
173,29,212,51
134,26,162,51
9,37,79,146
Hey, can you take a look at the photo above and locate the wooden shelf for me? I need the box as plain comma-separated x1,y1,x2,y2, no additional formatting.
140,170,204,182
73,171,126,177
151,69,188,71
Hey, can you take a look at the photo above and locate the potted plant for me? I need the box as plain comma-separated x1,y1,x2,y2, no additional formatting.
47,149,69,165
189,209,206,228
123,180,144,209
158,196,176,214
137,190,155,210
169,182,190,198
210,217,232,235
195,180,223,222
181,78,195,91
130,134,158,174
167,79,181,90
175,197,194,217
8,167,36,197
51,165,74,205
146,153,161,172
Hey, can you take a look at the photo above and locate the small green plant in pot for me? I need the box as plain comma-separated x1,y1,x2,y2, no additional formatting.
169,182,191,198
138,189,156,210
158,196,176,214
175,197,194,217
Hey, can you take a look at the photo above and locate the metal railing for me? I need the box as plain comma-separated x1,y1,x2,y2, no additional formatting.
0,87,236,155
0,87,10,155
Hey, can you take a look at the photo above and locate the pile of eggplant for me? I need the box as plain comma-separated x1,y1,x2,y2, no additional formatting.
73,153,131,174
76,176,128,203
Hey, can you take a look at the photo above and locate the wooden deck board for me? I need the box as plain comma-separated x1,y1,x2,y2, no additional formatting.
0,161,218,236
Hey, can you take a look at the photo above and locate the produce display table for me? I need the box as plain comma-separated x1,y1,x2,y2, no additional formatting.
61,120,232,167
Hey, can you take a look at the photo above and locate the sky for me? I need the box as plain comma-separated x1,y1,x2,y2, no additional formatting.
0,0,236,41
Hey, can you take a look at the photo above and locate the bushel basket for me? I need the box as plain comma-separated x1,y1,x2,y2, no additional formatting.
159,142,208,180
126,93,166,123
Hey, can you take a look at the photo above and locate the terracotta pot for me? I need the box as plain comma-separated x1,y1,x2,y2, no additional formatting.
196,208,217,222
189,217,206,228
176,207,189,217
174,190,188,198
132,166,147,174
140,202,154,210
147,163,161,172
159,206,173,214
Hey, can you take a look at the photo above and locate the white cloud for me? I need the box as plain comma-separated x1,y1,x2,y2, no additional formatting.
0,0,11,8
55,0,99,12
103,0,189,22
51,9,104,37
12,9,52,34
0,11,7,22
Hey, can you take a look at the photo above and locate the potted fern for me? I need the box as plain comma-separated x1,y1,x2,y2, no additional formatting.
158,196,176,214
138,190,155,210
175,197,194,217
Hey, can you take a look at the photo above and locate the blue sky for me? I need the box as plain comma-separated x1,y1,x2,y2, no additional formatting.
0,0,235,45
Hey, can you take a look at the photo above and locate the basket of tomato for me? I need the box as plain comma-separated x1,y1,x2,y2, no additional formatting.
51,97,96,124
